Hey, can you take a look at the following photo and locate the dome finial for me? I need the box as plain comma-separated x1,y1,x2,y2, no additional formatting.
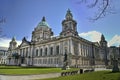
65,9,73,20
67,8,71,13
12,36,16,41
42,16,46,21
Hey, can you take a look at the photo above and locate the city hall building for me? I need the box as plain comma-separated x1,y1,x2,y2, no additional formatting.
7,9,112,67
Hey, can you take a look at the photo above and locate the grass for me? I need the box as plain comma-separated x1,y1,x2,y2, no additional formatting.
0,66,22,69
0,66,61,75
41,71,120,80
0,68,61,75
0,66,79,75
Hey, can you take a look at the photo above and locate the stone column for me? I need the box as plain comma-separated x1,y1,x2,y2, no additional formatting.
43,46,45,56
59,41,62,55
53,44,56,55
79,43,81,56
61,41,64,55
25,48,26,57
70,39,74,55
68,39,70,54
48,45,50,56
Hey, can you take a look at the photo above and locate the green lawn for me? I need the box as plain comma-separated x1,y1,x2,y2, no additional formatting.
0,66,22,69
0,66,79,75
0,66,61,75
41,71,120,80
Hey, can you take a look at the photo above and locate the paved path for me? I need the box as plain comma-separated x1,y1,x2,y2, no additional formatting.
94,68,112,71
0,73,61,80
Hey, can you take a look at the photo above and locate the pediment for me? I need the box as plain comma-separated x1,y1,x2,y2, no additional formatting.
19,41,30,47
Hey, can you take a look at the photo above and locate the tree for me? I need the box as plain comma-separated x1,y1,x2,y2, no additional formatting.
77,0,116,21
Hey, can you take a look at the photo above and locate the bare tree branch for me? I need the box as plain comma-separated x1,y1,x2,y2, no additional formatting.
93,0,109,20
77,0,115,21
87,0,98,8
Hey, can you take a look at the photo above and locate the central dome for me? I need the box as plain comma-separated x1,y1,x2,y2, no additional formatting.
36,17,49,29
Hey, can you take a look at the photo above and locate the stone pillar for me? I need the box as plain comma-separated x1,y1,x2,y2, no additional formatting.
25,48,26,57
60,42,62,55
48,45,50,56
61,41,64,55
53,44,56,55
68,39,70,54
70,39,74,55
43,46,45,56
79,43,81,56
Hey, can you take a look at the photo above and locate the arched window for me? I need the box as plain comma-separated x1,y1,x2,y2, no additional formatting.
45,48,47,56
40,48,42,56
36,49,38,56
50,47,53,55
56,45,59,55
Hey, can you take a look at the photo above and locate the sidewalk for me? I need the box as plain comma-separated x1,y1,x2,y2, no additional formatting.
94,68,112,71
0,73,61,80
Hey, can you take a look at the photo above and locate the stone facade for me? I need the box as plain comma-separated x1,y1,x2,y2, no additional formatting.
0,47,8,65
6,9,120,68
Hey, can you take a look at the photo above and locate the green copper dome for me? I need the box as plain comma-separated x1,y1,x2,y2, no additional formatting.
37,17,49,29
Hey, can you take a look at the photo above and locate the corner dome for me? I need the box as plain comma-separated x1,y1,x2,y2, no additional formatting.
36,17,49,29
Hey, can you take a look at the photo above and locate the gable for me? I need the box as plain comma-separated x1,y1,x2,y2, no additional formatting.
19,41,30,47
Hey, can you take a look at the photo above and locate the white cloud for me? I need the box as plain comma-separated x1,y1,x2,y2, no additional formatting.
108,35,120,47
0,37,21,47
79,31,102,42
79,31,120,47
